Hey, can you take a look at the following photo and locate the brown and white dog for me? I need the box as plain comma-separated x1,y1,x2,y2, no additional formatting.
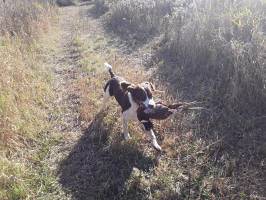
100,62,162,151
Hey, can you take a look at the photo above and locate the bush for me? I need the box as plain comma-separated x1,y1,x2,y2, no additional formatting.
106,0,175,40
56,0,75,7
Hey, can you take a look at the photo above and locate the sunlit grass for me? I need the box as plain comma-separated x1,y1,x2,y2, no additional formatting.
0,1,61,199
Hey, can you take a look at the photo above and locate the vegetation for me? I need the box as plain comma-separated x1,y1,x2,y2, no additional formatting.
1,0,265,199
56,0,76,7
0,0,60,199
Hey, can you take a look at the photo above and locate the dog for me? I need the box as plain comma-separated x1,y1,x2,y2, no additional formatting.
100,62,162,151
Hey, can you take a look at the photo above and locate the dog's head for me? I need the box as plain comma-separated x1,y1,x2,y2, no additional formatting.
121,81,156,108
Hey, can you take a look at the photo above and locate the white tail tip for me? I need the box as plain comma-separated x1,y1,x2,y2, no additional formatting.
104,62,112,71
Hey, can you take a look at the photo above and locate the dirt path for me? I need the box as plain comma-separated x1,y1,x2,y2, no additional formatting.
46,2,160,199
48,5,83,165
45,4,90,199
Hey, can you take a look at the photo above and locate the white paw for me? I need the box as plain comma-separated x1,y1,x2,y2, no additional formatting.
152,140,162,151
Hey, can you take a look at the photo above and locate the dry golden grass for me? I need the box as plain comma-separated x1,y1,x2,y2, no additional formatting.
1,0,264,198
0,1,60,199
0,0,57,151
0,0,56,37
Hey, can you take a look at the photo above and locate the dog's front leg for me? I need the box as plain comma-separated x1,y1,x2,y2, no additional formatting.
122,114,131,140
141,120,162,151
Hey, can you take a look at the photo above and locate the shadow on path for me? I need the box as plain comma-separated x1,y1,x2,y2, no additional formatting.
58,112,157,199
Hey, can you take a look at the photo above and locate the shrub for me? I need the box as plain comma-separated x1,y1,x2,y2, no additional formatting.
106,0,175,40
56,0,75,7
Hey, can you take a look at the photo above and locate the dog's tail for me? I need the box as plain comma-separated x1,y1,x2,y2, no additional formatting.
104,62,115,78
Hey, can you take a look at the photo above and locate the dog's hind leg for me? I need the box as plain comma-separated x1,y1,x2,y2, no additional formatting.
100,84,111,111
148,129,161,151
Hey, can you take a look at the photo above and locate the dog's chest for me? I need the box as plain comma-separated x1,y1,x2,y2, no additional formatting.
122,93,138,120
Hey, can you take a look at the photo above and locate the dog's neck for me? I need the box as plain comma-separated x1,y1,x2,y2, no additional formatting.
113,86,139,112
127,92,139,111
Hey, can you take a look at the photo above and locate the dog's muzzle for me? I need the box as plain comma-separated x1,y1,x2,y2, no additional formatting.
142,98,155,109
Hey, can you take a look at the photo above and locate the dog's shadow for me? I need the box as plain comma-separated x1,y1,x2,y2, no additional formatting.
58,112,157,200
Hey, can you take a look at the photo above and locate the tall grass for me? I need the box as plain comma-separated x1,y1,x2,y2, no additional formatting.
0,0,58,198
105,0,175,40
0,0,56,37
156,0,266,144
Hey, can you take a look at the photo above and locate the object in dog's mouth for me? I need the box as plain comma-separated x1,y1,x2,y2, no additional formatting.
138,102,175,120
137,101,202,120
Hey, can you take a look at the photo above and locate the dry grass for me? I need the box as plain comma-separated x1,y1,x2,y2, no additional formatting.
0,0,56,37
1,0,264,199
152,3,266,198
93,0,108,13
0,0,60,199
104,0,174,41
56,0,76,7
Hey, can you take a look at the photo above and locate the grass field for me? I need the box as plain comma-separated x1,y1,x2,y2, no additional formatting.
1,0,265,199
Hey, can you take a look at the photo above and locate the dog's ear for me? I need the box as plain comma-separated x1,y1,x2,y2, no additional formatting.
121,82,132,91
126,84,136,93
149,82,155,91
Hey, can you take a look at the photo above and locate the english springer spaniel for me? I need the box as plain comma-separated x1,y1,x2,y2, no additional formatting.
100,62,161,151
